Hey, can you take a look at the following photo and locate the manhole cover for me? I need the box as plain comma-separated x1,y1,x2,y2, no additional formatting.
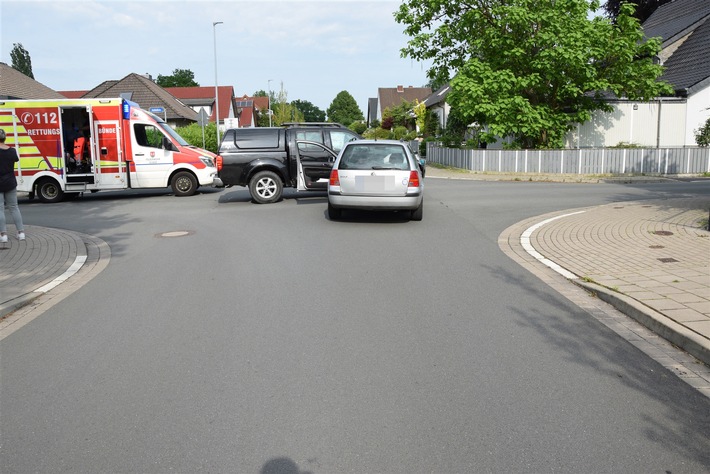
658,257,679,263
156,230,194,238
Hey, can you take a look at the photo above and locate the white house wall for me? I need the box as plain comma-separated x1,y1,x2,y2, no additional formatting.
686,85,710,145
433,104,450,130
659,100,688,147
566,100,687,148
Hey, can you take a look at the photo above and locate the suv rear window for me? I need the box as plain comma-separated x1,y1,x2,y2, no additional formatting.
230,129,282,149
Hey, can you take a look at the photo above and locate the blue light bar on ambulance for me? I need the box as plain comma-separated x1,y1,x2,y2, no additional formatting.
121,99,141,120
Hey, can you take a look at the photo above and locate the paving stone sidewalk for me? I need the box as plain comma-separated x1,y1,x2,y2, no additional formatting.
0,225,110,321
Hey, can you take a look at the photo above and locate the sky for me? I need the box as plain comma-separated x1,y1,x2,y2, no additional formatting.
0,0,432,117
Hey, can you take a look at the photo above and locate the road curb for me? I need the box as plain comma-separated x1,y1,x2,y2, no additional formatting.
0,293,42,320
574,280,710,366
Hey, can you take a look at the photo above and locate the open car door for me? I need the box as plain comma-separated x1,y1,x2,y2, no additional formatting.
294,140,338,191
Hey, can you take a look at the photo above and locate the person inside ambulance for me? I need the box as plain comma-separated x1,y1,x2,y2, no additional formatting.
71,124,92,173
64,124,81,173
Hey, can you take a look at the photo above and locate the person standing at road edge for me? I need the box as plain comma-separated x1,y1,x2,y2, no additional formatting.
0,129,25,243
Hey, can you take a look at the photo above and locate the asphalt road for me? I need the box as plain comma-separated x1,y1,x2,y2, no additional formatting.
2,179,709,473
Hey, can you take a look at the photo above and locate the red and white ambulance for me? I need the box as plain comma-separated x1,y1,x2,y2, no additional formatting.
0,98,221,202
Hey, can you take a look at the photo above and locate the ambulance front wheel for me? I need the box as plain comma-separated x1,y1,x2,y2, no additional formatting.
171,171,198,197
36,179,64,203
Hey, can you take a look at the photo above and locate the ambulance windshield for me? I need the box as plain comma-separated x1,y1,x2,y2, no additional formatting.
157,122,190,146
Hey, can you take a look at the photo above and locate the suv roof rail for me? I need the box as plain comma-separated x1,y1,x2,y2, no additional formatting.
282,122,347,128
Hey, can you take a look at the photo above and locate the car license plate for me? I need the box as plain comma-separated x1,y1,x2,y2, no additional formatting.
356,175,393,192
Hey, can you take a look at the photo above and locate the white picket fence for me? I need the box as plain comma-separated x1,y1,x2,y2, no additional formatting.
424,143,710,175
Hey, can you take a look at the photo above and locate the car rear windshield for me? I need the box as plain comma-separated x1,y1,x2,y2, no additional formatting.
339,144,409,170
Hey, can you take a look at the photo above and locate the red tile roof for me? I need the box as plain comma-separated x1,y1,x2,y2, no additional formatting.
166,85,235,123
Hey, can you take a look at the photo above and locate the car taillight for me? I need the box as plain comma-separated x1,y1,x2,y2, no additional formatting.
408,170,420,188
329,169,340,186
216,155,223,171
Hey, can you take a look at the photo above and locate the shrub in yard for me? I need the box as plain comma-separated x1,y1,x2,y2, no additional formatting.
695,117,710,147
175,122,218,154
363,127,392,139
392,126,409,140
349,121,367,135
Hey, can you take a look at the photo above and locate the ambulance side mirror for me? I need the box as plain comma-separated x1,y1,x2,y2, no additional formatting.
162,136,176,151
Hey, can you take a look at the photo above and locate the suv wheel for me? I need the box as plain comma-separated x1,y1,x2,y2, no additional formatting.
249,170,283,204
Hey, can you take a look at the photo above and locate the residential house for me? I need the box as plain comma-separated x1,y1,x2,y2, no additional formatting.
165,85,237,129
375,85,432,121
570,0,710,148
227,94,269,128
80,73,198,128
0,62,65,100
366,98,379,127
422,83,451,132
252,95,270,126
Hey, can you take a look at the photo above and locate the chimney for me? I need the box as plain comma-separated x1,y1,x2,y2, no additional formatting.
397,85,404,93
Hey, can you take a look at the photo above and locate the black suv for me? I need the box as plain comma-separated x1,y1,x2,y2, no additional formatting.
216,123,360,203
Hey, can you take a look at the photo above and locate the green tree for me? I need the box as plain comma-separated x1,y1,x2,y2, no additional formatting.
292,99,326,122
425,75,448,92
156,68,199,87
327,91,364,126
395,0,672,149
413,99,436,137
10,43,34,79
272,85,304,125
439,107,470,148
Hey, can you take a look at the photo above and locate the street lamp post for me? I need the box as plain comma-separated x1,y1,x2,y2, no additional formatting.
213,21,223,145
267,79,273,127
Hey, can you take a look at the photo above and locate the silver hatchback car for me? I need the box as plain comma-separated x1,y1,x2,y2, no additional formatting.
327,140,424,220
